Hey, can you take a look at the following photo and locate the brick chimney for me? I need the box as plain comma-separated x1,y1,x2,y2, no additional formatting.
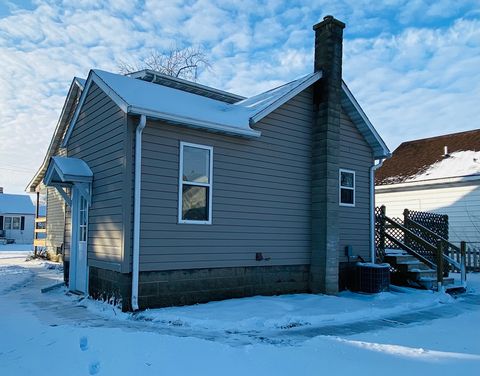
310,15,345,294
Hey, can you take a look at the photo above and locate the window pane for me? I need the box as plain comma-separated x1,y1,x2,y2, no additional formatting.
341,172,354,188
183,146,210,183
182,185,208,221
5,217,12,230
12,217,20,230
341,188,354,205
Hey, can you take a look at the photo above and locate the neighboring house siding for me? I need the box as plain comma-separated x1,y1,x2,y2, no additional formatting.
338,109,373,261
46,187,65,253
376,182,480,245
1,214,34,244
66,82,126,271
134,88,314,272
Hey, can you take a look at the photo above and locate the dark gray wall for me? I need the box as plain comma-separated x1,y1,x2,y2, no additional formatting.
130,88,314,272
338,109,373,261
66,82,127,271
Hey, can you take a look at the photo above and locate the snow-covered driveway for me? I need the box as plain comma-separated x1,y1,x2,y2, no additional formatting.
1,255,480,376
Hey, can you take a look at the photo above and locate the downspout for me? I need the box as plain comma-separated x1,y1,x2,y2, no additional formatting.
131,114,146,311
370,158,385,264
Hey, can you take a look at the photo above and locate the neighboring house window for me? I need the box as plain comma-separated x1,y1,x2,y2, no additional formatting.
339,169,355,207
3,216,21,230
178,142,213,224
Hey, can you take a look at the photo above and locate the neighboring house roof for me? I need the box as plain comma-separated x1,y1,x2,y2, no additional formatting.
376,129,480,185
0,194,35,215
26,77,86,192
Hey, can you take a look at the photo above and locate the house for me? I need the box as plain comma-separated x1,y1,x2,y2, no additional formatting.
376,129,480,247
0,189,35,245
27,16,390,311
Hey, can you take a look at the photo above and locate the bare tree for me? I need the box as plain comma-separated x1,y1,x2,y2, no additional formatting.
118,45,211,81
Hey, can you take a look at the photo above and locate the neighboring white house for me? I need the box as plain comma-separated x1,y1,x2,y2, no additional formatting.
0,190,36,244
375,130,480,245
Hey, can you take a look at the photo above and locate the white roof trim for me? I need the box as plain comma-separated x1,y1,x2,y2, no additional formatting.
250,71,322,124
26,77,85,192
61,71,129,147
129,106,261,138
341,82,391,159
376,174,480,192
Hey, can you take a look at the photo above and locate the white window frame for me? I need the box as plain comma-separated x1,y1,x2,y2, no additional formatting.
178,141,213,225
3,216,21,230
339,169,355,207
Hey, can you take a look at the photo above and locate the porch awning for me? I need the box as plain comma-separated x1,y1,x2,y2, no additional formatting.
44,156,93,186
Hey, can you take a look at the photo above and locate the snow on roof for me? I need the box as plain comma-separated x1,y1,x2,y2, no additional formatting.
90,69,321,138
51,156,93,179
376,129,480,185
0,194,35,215
407,150,480,182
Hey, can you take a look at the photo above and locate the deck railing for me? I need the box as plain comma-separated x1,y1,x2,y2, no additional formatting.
376,206,467,289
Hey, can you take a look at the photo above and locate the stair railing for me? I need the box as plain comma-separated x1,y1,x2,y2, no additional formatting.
378,206,467,289
403,209,466,287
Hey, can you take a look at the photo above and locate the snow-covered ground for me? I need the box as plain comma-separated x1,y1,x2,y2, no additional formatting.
1,256,479,375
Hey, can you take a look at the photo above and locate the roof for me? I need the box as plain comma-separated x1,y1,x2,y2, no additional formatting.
62,70,323,142
376,129,480,185
128,69,244,104
341,82,390,159
0,194,35,215
44,156,93,186
26,77,85,192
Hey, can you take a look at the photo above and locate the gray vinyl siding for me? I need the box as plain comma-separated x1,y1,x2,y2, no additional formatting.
133,88,313,272
338,109,374,261
66,82,126,271
45,187,65,252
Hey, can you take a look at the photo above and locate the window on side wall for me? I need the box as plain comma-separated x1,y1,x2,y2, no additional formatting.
179,142,213,224
339,169,355,207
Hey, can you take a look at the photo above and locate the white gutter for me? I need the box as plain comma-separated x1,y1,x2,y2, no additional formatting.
370,158,385,263
131,114,146,311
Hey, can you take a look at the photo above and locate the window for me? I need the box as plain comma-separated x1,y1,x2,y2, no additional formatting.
179,142,213,224
339,169,355,207
79,195,88,242
3,216,21,230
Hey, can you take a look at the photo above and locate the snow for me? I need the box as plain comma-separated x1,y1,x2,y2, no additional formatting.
82,289,454,334
93,69,318,136
1,257,479,375
52,156,93,179
0,193,35,214
408,150,480,182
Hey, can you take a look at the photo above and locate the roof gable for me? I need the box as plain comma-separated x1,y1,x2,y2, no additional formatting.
26,77,85,192
341,82,390,159
376,129,480,185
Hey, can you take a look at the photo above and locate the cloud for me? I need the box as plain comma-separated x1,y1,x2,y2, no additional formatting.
0,0,479,194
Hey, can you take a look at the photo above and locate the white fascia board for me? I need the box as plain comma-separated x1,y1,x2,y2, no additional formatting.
375,174,480,192
341,82,391,159
129,106,262,138
26,78,85,192
61,71,129,148
250,71,322,125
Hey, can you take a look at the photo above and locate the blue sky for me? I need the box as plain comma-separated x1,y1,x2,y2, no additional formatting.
0,0,479,194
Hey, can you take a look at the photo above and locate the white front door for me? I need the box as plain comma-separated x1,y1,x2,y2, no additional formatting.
70,188,89,294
